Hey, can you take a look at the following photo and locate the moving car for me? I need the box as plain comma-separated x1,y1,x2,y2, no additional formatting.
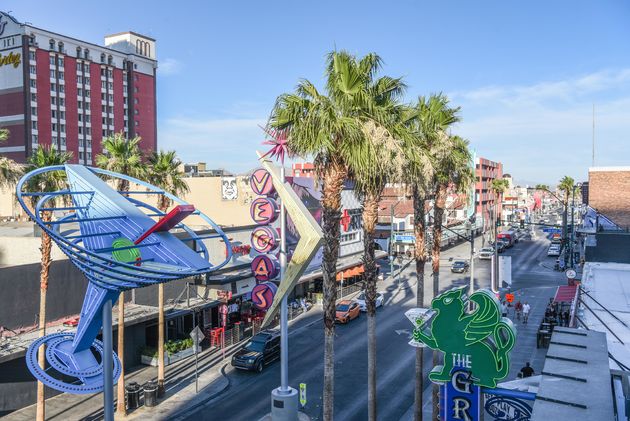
496,241,507,253
336,300,360,323
354,291,385,312
231,330,280,372
497,229,517,247
547,245,561,257
450,260,470,273
478,247,494,260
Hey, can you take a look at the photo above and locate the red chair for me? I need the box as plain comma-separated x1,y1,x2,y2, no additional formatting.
210,327,224,347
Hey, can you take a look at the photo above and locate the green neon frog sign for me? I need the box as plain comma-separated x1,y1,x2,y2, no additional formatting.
410,287,516,388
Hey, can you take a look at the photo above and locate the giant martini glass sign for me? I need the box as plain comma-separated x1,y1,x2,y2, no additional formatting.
16,165,232,394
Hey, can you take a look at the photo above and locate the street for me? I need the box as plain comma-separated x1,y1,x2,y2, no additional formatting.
177,224,564,421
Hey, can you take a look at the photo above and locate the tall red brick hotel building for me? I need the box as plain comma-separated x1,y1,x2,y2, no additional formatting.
0,11,157,164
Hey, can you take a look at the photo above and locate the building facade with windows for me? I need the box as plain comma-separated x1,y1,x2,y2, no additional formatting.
475,156,503,225
0,11,157,165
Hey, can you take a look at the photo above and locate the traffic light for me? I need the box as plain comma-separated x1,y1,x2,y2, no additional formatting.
520,220,525,229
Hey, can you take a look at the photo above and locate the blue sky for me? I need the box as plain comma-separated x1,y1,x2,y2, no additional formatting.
6,1,630,184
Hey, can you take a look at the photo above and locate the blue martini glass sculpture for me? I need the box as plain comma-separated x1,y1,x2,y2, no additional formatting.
16,164,232,394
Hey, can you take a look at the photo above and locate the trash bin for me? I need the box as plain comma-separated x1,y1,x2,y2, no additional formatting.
143,381,158,407
125,382,141,410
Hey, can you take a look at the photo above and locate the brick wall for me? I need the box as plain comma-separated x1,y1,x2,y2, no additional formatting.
589,169,630,228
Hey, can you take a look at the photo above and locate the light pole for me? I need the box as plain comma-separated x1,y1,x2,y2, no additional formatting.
388,198,405,280
569,183,582,269
467,217,475,299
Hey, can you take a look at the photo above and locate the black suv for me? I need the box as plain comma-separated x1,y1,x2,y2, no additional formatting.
231,330,280,372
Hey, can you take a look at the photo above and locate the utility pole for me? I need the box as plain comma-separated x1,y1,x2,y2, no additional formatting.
390,203,395,280
592,103,595,167
468,218,475,300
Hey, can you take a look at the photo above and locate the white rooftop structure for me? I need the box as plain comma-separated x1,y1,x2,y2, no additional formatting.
581,261,630,370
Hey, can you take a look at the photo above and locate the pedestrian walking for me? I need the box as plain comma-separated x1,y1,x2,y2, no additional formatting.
501,301,508,318
523,302,531,324
520,362,535,378
515,300,523,321
562,310,570,327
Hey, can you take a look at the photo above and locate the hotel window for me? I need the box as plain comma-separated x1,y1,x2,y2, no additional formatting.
107,69,113,78
52,110,57,118
86,127,91,136
60,111,65,119
49,39,55,50
87,152,92,160
101,81,106,89
29,51,35,61
107,55,113,65
31,107,37,116
31,93,37,102
30,80,36,88
30,65,36,74
76,62,82,71
51,97,57,105
60,124,65,133
76,47,82,58
32,121,37,130
78,88,83,96
78,115,83,124
100,53,106,63
77,75,82,84
60,136,66,145
58,57,64,67
108,94,113,102
83,64,89,72
49,56,55,65
58,85,65,93
100,68,105,76
58,42,64,53
102,117,106,125
52,123,57,132
102,129,107,137
59,98,65,106
85,77,90,84
101,105,106,113
79,152,84,160
58,71,64,80
101,93,106,101
107,82,113,90
50,69,55,78
32,134,38,144
85,90,90,97
50,83,56,92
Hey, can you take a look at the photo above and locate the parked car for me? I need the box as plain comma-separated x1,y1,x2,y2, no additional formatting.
479,247,494,260
231,330,280,372
496,241,507,253
450,260,470,273
547,245,561,257
335,300,360,323
354,291,385,312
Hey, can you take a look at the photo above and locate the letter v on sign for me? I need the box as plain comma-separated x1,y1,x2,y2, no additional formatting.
257,151,324,327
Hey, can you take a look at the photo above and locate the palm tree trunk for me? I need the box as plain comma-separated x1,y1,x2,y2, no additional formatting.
158,283,165,396
36,212,52,421
412,188,426,421
116,293,126,415
321,161,346,421
362,191,379,421
431,184,447,421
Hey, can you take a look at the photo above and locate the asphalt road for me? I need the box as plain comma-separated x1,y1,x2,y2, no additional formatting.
182,226,556,421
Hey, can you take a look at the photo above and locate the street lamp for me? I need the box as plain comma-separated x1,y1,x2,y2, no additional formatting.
569,183,582,269
388,198,406,280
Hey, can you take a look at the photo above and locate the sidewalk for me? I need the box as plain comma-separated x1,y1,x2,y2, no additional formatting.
5,305,323,421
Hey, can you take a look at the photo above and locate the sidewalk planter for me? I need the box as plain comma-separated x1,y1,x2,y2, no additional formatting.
140,339,200,367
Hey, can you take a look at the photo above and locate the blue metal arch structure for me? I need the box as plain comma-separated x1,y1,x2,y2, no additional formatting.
16,164,232,394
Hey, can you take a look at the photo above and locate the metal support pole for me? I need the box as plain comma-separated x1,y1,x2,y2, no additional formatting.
390,204,394,280
102,299,114,421
570,187,576,268
468,222,475,299
279,166,289,393
193,310,199,394
493,205,499,292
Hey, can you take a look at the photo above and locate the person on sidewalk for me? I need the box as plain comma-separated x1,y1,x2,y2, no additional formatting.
515,300,523,321
520,362,534,378
523,302,531,324
501,301,508,318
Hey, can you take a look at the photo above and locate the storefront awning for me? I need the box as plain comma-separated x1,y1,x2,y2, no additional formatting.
553,285,578,303
336,264,365,281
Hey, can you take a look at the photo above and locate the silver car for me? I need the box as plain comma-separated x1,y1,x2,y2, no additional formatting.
354,291,385,312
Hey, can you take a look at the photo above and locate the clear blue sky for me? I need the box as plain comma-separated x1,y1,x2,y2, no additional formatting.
6,1,630,185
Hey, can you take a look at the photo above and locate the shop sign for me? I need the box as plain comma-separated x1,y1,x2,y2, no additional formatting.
250,197,279,225
440,368,481,421
0,51,20,69
251,254,279,282
250,168,275,196
409,288,516,389
251,281,278,311
340,208,362,233
394,234,415,244
250,226,279,253
216,290,232,302
484,395,532,421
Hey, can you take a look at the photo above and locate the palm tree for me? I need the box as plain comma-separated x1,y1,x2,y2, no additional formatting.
269,50,396,421
24,146,72,421
95,132,144,415
146,150,189,396
490,178,509,234
558,176,575,244
0,129,22,190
